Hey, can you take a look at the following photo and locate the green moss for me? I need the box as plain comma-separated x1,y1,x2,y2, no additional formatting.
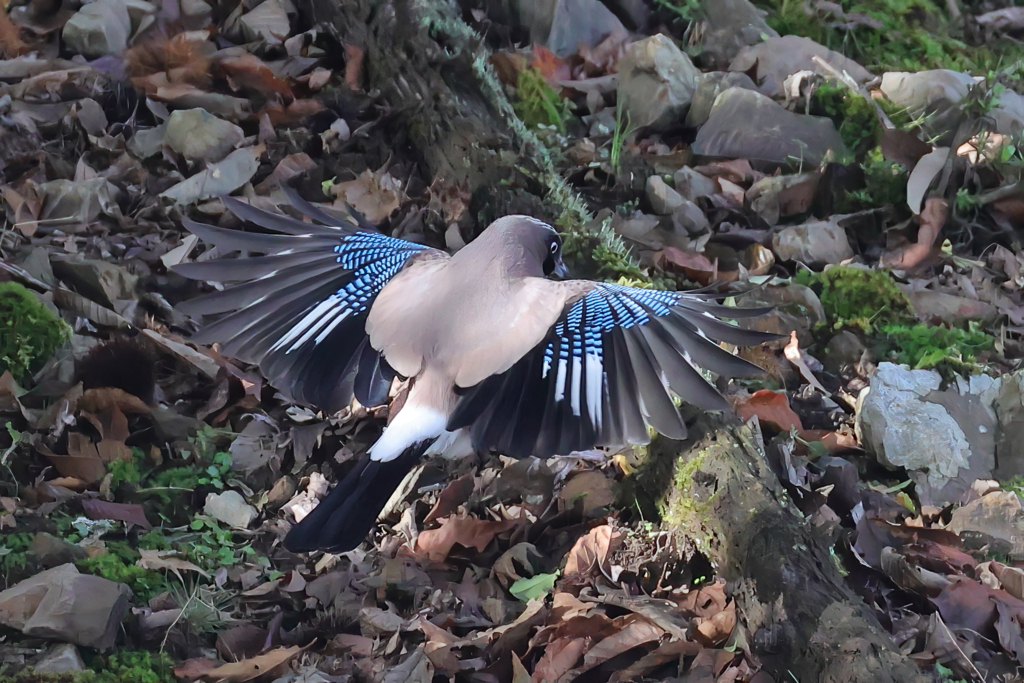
0,532,33,576
75,548,169,602
835,147,910,215
0,282,69,382
798,265,915,332
810,82,879,157
757,0,1004,74
875,322,993,373
513,68,572,132
0,651,173,683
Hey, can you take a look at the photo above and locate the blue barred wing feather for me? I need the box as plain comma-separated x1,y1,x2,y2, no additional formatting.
449,282,777,458
174,197,442,412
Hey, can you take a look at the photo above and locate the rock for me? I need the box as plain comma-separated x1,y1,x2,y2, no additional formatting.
0,564,131,650
730,36,874,98
700,0,778,68
992,89,1024,137
32,644,85,674
673,166,718,202
30,533,86,568
856,362,1002,505
736,283,825,347
693,88,847,167
205,490,258,529
164,109,244,163
772,219,854,266
880,70,976,143
644,176,708,234
948,491,1024,559
646,175,682,215
62,0,131,57
180,0,212,28
996,371,1024,481
900,287,999,325
516,0,626,57
240,0,291,44
686,71,758,128
617,34,700,131
823,330,866,374
747,172,820,225
50,256,138,308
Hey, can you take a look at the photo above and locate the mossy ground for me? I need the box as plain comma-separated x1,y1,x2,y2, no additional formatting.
0,651,174,683
756,0,1008,74
0,282,69,382
797,266,996,375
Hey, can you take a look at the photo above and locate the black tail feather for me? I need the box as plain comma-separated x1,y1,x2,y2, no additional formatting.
283,444,427,554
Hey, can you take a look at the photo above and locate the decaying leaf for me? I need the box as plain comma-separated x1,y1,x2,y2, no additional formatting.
200,643,310,682
137,548,211,580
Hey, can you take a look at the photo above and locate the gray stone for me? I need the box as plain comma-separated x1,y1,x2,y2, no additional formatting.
646,175,683,215
204,490,258,529
856,362,1002,506
992,89,1024,138
700,0,779,68
165,109,244,163
180,0,212,28
645,176,708,234
30,533,86,568
693,87,847,166
62,0,131,58
517,0,626,57
617,34,700,131
686,71,758,128
948,491,1024,560
747,172,820,225
239,0,291,44
823,330,866,374
0,564,131,651
995,371,1024,481
672,166,718,202
880,70,976,143
736,283,825,347
772,219,854,266
730,35,874,98
32,644,85,675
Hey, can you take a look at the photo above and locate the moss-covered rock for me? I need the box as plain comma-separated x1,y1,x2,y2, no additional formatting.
0,282,69,382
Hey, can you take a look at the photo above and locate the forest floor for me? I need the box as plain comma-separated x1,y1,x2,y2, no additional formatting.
2,0,1024,681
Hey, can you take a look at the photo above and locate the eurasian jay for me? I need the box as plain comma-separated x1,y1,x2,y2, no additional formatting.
175,191,775,553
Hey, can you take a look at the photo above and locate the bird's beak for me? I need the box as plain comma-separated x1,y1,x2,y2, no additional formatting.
553,257,570,280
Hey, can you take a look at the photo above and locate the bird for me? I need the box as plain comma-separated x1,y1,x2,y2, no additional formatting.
174,189,777,554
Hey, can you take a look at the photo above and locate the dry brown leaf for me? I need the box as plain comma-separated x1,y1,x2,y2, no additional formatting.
695,600,736,646
0,7,28,58
558,471,615,515
582,617,664,668
343,43,364,90
532,636,588,683
137,548,211,580
783,331,829,395
423,473,474,525
200,643,310,682
564,525,621,577
82,499,152,529
735,390,803,431
414,514,516,562
328,168,404,224
218,52,292,100
884,197,947,270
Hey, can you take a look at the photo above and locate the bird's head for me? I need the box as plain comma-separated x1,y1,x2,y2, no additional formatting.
478,215,569,280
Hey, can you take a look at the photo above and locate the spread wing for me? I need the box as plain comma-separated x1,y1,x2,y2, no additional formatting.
174,193,446,412
448,281,777,458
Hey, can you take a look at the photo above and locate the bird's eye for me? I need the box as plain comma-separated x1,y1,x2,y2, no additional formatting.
549,241,559,254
